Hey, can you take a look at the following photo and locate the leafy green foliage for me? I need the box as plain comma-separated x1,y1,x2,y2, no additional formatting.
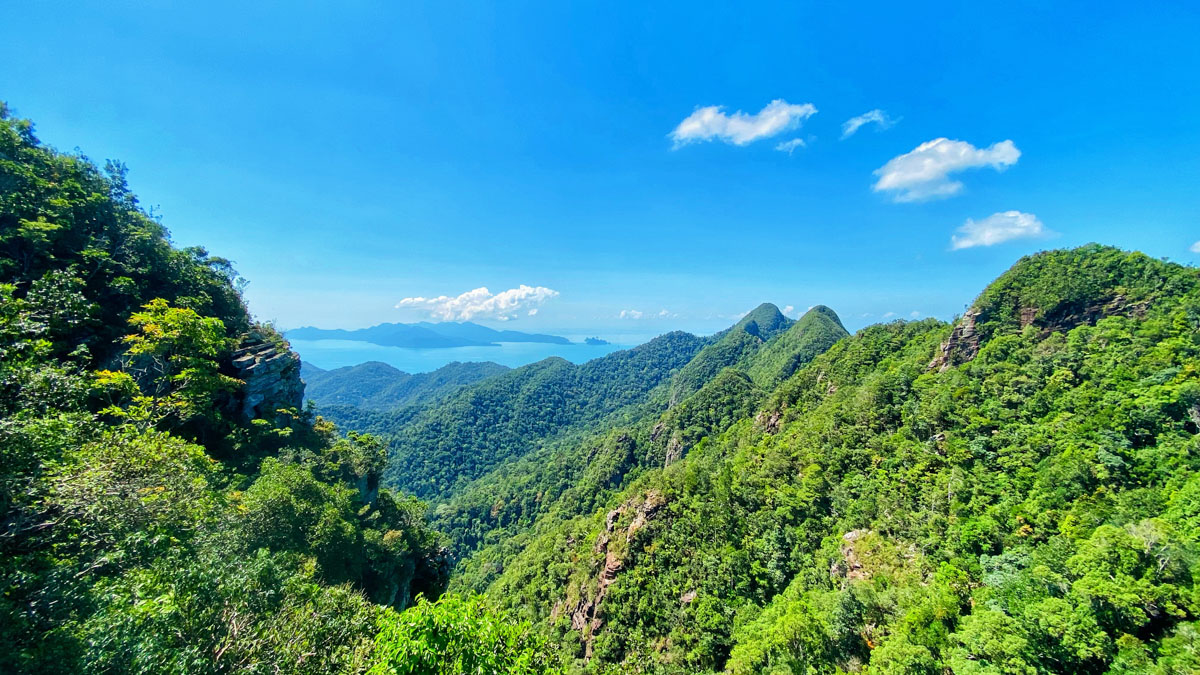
0,102,249,365
423,304,848,592
7,99,1199,675
370,595,563,675
474,247,1200,674
97,298,240,429
78,548,381,675
0,104,565,675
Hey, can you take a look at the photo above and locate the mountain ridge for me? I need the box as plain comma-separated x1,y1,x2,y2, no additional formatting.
477,245,1200,674
301,359,510,411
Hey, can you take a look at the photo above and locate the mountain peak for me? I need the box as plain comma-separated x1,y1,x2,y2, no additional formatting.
799,305,846,331
973,244,1196,341
735,303,792,340
930,244,1198,371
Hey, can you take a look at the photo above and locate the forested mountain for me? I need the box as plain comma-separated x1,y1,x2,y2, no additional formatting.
6,100,1200,675
0,104,557,674
746,304,848,387
363,304,852,593
301,360,509,410
287,320,571,348
355,331,710,500
474,245,1200,674
668,302,796,404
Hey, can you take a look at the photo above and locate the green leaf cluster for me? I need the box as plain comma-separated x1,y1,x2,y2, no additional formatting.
0,103,560,674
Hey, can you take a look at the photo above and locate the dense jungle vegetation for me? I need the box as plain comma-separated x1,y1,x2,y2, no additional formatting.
349,247,1200,674
0,104,558,674
5,100,1200,674
474,246,1200,674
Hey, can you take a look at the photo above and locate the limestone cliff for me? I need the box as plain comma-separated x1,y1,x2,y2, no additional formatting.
230,329,305,421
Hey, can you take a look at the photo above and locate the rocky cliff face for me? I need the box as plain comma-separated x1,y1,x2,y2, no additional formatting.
231,330,305,421
928,308,981,371
551,489,667,660
929,294,1151,372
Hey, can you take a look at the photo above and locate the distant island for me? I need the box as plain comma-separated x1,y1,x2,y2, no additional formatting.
286,321,572,349
584,336,609,345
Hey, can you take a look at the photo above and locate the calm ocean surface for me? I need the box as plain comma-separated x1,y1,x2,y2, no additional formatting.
290,337,633,373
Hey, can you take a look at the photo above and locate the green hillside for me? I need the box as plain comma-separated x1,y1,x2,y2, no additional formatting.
6,100,1200,675
302,360,509,410
0,105,558,674
428,304,853,592
483,245,1200,674
668,302,794,404
372,331,707,500
747,304,849,387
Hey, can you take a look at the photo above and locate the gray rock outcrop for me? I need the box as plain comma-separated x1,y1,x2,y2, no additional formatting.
231,330,304,420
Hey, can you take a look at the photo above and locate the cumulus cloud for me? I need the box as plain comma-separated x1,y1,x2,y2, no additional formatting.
882,311,896,319
873,138,1020,202
783,305,795,315
775,138,806,155
1191,241,1200,254
950,211,1050,250
841,109,897,139
396,285,558,321
670,99,817,148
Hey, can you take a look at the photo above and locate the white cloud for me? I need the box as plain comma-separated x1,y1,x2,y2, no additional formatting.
910,310,920,318
882,311,896,319
708,309,751,321
670,99,817,148
775,138,806,155
951,211,1050,250
841,109,897,139
620,308,677,320
873,138,1020,202
783,305,795,315
1191,241,1200,254
396,285,558,321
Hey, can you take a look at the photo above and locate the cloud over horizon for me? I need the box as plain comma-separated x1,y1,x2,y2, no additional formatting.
951,211,1050,249
619,308,677,320
670,99,817,148
841,109,897,138
396,285,559,321
873,138,1020,202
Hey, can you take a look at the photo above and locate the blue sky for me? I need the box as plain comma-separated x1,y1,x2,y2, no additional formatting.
3,1,1199,338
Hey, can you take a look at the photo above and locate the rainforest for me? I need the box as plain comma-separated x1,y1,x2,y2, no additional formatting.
4,3,1200,673
3,102,1200,674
